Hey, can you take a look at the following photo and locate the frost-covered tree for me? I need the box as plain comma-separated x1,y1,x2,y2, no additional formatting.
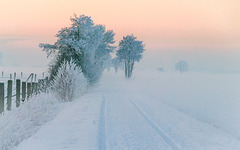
175,60,188,73
39,14,115,84
51,60,87,102
116,34,144,78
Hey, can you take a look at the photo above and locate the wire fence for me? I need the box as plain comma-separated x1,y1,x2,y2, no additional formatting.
0,72,48,114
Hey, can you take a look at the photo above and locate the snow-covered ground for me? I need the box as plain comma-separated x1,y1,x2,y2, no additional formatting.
0,93,63,150
9,70,240,150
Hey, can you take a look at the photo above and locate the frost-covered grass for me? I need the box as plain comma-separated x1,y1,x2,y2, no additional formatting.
0,92,63,150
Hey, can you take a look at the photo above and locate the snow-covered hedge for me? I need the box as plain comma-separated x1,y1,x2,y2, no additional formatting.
51,60,87,102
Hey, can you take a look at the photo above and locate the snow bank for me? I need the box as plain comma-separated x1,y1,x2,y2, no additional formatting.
15,93,102,150
0,93,63,150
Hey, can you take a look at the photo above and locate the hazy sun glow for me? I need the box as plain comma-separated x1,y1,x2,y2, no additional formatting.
0,0,240,49
0,0,240,69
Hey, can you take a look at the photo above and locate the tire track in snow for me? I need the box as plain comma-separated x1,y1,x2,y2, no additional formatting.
99,96,106,150
130,99,182,150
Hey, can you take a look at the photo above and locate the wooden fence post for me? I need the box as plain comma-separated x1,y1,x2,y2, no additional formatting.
31,73,33,83
22,82,26,101
14,72,16,84
0,83,4,113
34,74,37,82
7,80,12,111
16,79,21,107
27,83,32,99
32,82,37,94
35,82,38,94
38,79,43,92
45,77,49,92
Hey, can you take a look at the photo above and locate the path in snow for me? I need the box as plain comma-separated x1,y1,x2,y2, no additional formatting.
129,99,181,150
98,97,106,150
104,91,240,150
130,96,240,150
15,80,240,150
104,94,173,150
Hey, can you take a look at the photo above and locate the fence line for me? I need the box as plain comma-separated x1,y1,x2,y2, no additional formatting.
0,73,48,114
0,71,45,84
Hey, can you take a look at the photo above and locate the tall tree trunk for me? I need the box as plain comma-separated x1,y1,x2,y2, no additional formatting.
125,61,128,78
125,60,134,78
129,61,134,78
128,60,131,78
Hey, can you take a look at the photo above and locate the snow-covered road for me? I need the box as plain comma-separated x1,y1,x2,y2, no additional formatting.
15,92,240,149
14,72,240,150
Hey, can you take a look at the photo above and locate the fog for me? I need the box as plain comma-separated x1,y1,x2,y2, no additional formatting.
135,47,240,74
1,44,240,75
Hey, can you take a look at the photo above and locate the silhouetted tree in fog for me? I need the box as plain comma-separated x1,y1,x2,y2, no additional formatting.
175,60,188,73
116,35,144,78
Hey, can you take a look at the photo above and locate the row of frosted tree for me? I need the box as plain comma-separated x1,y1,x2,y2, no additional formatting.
39,14,145,101
40,14,144,82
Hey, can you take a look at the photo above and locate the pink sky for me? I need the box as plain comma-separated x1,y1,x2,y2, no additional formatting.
0,0,240,49
0,0,240,70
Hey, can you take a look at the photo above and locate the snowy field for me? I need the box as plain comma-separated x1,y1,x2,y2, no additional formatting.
4,69,239,150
